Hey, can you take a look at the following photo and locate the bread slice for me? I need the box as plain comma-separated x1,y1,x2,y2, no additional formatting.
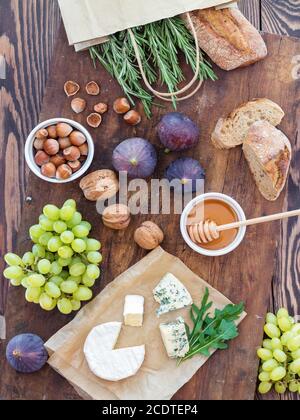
186,8,267,71
211,99,285,150
243,121,291,201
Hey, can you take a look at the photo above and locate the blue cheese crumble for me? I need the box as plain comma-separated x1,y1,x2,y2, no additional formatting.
159,317,189,358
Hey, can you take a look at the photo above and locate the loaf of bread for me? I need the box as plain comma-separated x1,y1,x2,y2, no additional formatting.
211,99,285,149
187,7,267,71
243,121,291,201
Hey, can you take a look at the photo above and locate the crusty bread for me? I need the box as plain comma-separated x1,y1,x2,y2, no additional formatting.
187,7,267,71
243,121,291,201
211,99,285,149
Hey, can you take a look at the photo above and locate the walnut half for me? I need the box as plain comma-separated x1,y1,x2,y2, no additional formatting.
79,170,119,201
102,204,131,230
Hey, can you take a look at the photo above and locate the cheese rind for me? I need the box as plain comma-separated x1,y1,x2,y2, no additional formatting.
123,295,144,327
84,322,145,381
153,273,193,317
159,317,189,358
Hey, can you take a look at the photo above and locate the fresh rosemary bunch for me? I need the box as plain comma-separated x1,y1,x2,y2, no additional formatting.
90,16,217,118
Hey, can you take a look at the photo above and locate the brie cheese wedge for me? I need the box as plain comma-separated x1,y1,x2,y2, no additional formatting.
159,317,189,358
123,295,144,327
153,273,193,317
84,322,145,381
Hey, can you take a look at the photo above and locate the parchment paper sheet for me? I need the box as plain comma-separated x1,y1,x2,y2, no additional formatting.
58,0,238,47
46,247,246,400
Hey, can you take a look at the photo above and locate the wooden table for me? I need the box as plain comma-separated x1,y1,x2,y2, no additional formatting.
0,0,300,401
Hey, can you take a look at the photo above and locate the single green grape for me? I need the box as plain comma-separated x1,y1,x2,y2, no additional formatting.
291,349,300,360
257,348,273,361
67,275,82,285
60,206,76,221
57,298,73,315
10,278,22,287
37,259,51,275
82,273,95,288
258,382,272,394
87,252,102,264
273,349,287,363
58,257,72,267
25,287,42,302
50,261,63,275
264,323,281,339
45,282,61,299
60,280,78,294
39,293,55,311
43,204,60,221
291,323,300,334
22,252,35,266
277,308,289,319
32,244,46,258
66,212,82,228
86,264,100,280
53,221,68,234
69,256,82,266
39,232,53,247
21,277,30,288
270,366,286,381
3,266,24,280
27,274,46,288
29,225,45,240
258,371,270,382
281,331,295,346
58,246,74,259
262,339,273,350
5,253,23,266
72,224,89,238
289,380,299,393
47,236,63,252
266,313,277,326
86,238,101,252
287,336,300,352
71,239,86,253
274,382,286,394
80,221,92,231
63,199,77,209
262,359,279,372
49,276,64,287
73,286,92,302
289,359,300,374
271,337,283,350
69,263,86,277
278,317,292,332
39,216,54,232
70,299,81,311
61,230,75,244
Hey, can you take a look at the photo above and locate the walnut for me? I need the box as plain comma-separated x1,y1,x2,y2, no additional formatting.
102,204,131,230
134,221,164,250
79,170,119,202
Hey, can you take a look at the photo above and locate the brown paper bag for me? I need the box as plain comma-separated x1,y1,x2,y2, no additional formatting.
46,247,246,400
58,0,238,48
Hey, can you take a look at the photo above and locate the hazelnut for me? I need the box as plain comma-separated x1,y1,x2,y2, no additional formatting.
124,110,141,126
79,170,119,201
71,97,86,114
68,160,81,173
102,204,131,230
41,162,56,178
35,129,48,140
33,138,45,151
86,81,100,96
69,131,86,146
113,97,131,114
35,151,50,166
50,154,66,167
64,81,80,97
56,122,73,138
63,146,81,161
79,143,89,156
87,113,102,128
59,137,72,150
94,103,108,114
134,221,164,250
56,164,72,180
47,125,58,139
44,139,59,156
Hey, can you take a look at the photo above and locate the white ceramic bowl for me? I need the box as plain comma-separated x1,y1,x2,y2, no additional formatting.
25,118,94,184
180,193,246,257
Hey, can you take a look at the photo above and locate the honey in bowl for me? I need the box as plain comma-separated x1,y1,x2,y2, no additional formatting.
187,199,238,250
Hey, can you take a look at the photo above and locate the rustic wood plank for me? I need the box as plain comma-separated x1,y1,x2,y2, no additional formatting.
239,0,261,29
261,0,300,37
0,0,60,316
0,30,299,401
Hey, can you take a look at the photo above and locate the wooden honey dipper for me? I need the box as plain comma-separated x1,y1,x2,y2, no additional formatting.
188,209,300,245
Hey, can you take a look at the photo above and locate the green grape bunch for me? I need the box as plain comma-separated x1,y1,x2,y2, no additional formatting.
257,308,300,395
3,200,103,315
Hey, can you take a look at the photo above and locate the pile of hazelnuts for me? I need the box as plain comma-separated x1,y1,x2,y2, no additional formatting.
34,122,89,180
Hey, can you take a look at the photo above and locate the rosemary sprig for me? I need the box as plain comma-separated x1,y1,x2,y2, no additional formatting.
90,17,218,117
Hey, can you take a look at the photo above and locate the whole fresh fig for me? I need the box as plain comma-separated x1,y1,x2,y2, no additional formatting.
165,157,205,193
157,112,200,152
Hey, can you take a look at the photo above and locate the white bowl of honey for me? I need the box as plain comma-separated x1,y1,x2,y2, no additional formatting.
180,193,246,257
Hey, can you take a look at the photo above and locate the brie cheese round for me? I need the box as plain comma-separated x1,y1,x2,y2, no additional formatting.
84,322,145,381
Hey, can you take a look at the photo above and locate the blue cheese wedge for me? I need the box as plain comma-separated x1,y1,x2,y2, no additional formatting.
153,273,193,317
123,295,144,327
159,317,189,358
